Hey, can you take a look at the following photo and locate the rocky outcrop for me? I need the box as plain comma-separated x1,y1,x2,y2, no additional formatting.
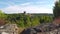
0,24,18,34
20,23,60,34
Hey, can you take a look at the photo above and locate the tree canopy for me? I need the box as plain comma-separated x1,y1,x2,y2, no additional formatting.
53,1,60,18
0,10,53,28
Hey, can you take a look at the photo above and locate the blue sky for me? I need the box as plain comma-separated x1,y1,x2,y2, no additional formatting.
0,0,58,14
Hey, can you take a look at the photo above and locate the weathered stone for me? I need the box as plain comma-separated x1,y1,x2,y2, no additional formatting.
21,23,60,34
0,24,19,34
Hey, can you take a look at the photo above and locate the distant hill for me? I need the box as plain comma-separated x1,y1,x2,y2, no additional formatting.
31,13,53,16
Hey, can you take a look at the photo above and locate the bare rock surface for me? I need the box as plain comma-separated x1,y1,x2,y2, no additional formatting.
20,23,60,34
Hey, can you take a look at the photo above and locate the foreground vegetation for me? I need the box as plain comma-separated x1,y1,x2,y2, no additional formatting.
0,10,53,28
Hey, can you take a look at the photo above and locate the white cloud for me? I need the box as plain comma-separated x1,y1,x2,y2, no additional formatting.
54,0,59,2
2,5,53,14
20,2,31,5
1,1,53,14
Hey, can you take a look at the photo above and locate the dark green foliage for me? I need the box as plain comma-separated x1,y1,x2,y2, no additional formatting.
23,15,31,27
0,10,53,28
31,16,40,26
53,1,60,18
40,16,53,23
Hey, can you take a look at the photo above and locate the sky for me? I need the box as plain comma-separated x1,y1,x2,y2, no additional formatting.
0,0,58,14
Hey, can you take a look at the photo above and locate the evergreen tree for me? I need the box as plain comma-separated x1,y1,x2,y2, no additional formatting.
53,1,60,18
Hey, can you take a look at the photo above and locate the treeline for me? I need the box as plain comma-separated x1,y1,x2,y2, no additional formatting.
0,10,53,28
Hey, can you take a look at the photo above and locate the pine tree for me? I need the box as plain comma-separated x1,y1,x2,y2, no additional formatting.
53,0,60,18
